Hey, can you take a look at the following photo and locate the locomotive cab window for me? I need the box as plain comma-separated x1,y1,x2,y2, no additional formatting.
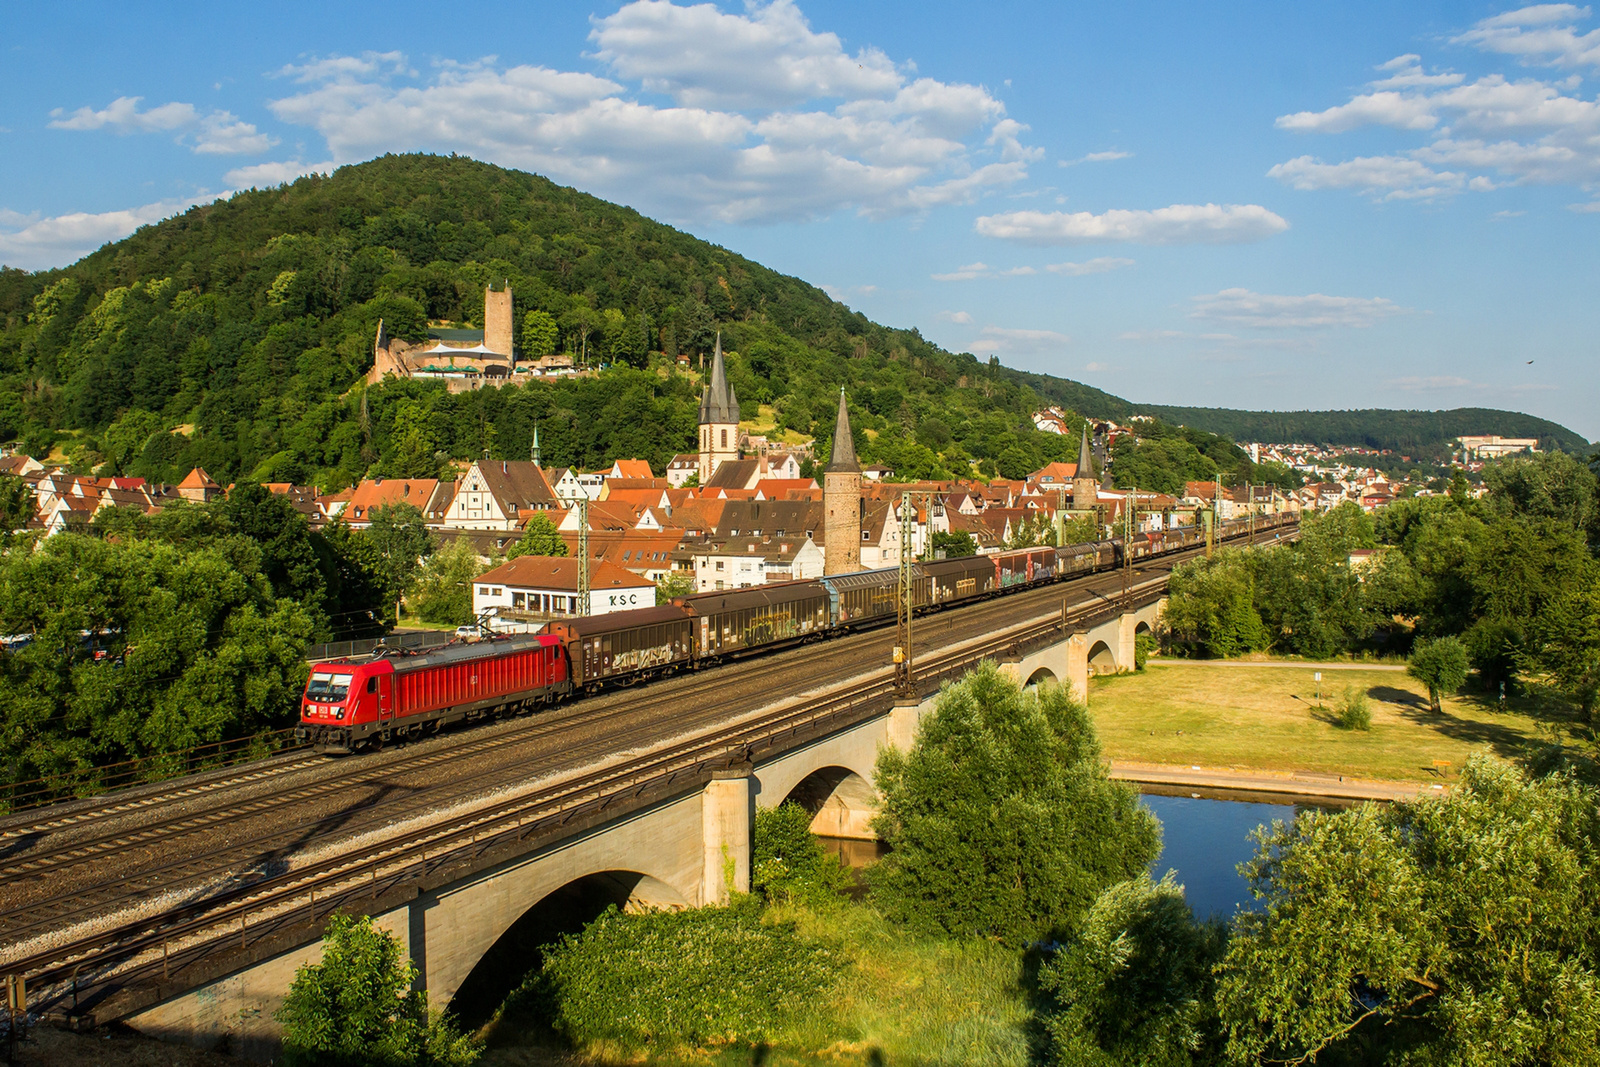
307,672,353,701
367,677,378,693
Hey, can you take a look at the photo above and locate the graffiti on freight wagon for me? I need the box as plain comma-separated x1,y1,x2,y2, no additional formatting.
603,643,681,674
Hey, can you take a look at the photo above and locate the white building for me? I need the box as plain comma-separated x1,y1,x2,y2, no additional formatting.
471,555,657,625
686,535,825,591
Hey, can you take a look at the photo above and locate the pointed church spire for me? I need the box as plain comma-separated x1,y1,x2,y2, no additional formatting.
698,332,739,425
827,388,860,473
1077,423,1096,480
531,421,541,466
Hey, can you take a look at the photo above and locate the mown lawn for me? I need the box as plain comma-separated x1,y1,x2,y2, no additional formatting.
1089,660,1578,782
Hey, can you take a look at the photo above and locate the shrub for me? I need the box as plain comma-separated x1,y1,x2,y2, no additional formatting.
752,802,852,906
1335,685,1372,731
528,902,839,1049
870,662,1160,945
277,914,479,1067
1134,632,1158,671
1037,874,1227,1066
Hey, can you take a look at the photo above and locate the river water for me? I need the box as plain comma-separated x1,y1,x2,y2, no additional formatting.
1141,791,1338,919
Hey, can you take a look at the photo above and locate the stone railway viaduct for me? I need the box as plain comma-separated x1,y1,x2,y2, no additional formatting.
122,597,1163,1060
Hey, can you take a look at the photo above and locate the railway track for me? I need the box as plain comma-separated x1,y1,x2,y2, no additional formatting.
7,573,1163,1014
0,522,1294,1016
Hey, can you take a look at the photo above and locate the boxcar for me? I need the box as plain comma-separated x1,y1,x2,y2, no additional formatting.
678,581,831,659
820,567,903,627
1057,542,1100,578
923,555,996,605
298,634,569,752
994,546,1057,588
543,605,693,690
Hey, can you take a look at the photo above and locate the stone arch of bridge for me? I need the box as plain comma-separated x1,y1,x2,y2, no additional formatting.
775,765,879,840
1024,666,1059,688
1087,639,1119,675
447,868,688,1027
1135,620,1153,636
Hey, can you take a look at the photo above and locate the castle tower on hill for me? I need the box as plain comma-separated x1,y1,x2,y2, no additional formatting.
823,389,862,576
484,282,514,359
1072,423,1099,509
697,333,739,483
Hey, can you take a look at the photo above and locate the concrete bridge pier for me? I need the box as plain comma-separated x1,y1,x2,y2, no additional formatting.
701,766,752,904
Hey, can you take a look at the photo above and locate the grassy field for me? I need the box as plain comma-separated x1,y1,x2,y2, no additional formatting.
478,902,1031,1067
1089,659,1578,782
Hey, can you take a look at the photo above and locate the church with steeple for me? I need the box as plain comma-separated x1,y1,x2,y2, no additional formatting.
1072,423,1100,510
823,388,862,575
697,334,739,483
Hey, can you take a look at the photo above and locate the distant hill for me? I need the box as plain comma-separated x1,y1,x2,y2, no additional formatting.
0,153,1584,490
1136,406,1590,456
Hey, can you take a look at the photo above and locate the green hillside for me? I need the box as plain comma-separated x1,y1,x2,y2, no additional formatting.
1138,405,1590,457
0,153,1584,491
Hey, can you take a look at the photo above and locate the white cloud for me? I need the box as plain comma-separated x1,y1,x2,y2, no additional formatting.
1084,361,1108,372
1268,154,1468,199
49,95,275,156
1569,198,1600,210
589,0,901,109
936,309,973,323
0,195,220,271
1115,329,1311,351
224,159,336,187
1276,91,1440,133
276,51,412,84
262,2,1035,225
969,325,1071,354
1452,4,1600,69
1059,150,1132,166
932,255,1132,281
1044,256,1134,275
1270,8,1600,198
1388,375,1478,390
974,203,1288,245
193,112,277,155
50,96,198,132
1190,288,1410,329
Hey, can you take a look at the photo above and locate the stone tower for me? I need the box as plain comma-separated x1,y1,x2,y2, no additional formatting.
697,333,740,483
823,388,862,576
1072,423,1099,510
484,282,514,359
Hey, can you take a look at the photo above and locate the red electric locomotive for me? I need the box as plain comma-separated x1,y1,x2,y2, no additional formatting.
298,634,571,753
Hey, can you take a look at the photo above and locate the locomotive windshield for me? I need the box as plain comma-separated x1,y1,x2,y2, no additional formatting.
306,671,354,702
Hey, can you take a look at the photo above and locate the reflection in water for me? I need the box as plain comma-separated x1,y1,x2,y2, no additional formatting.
817,836,888,900
1142,794,1328,919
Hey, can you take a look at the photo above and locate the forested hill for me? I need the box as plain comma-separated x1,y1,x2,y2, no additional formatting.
1010,371,1590,456
0,153,1584,490
1139,405,1590,456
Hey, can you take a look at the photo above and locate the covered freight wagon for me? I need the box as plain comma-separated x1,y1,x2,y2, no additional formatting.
819,566,906,627
544,605,693,690
922,555,996,605
678,582,830,659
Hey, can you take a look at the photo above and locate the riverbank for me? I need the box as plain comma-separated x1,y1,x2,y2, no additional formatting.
1110,759,1434,802
1090,659,1574,784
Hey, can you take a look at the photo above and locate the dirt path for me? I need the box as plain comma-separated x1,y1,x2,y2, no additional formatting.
1146,658,1407,672
1109,760,1443,802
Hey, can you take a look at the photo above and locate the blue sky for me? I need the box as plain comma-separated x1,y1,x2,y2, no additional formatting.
3,1,1597,439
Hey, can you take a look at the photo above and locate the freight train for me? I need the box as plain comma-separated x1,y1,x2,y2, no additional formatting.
298,513,1295,753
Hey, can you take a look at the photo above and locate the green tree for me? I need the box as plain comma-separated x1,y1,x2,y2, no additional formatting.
278,914,478,1067
752,801,852,906
362,502,435,604
1163,550,1269,659
0,474,33,546
1037,874,1226,1067
1217,759,1600,1066
1408,635,1470,713
1524,566,1600,721
410,537,485,626
503,512,567,560
870,662,1160,944
655,569,694,600
519,309,558,358
924,530,976,560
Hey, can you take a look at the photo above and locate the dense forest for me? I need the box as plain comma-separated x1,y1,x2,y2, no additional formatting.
0,154,1580,491
1137,404,1590,457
